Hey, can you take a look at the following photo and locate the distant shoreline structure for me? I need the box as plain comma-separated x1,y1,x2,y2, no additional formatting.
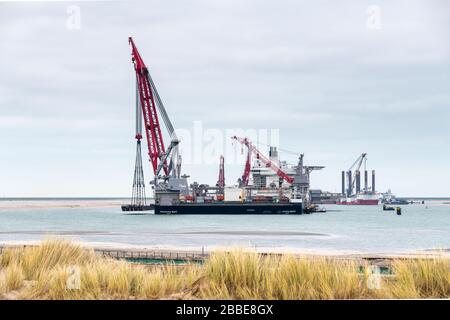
0,197,132,201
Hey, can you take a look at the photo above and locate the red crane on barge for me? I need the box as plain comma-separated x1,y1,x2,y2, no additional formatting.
122,38,184,211
129,37,181,180
231,136,294,186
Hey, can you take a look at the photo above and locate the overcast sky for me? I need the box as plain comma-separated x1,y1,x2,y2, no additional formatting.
0,0,449,197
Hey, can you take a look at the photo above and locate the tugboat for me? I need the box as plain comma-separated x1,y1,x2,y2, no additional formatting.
381,190,409,205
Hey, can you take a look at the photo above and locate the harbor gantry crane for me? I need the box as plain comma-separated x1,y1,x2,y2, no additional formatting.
128,37,181,183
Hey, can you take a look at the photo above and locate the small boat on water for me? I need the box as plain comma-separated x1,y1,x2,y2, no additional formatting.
381,190,409,205
383,204,402,215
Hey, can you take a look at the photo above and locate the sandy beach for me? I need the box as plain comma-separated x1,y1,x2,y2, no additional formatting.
0,199,126,210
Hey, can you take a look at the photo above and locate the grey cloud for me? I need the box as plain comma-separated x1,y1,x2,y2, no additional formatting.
0,0,449,196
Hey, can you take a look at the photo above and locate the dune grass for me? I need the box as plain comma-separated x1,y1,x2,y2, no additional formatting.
382,258,450,298
199,249,372,299
0,240,448,300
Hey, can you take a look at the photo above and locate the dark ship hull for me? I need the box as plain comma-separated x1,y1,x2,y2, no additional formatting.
154,202,303,215
121,204,154,211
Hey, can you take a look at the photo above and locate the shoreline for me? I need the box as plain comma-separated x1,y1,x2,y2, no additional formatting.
1,198,449,211
0,199,126,210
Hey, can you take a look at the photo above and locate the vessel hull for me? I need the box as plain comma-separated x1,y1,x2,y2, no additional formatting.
154,202,303,215
121,204,154,211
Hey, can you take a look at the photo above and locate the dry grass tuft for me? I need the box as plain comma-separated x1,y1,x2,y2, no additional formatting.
0,241,448,300
18,239,95,279
200,250,371,299
0,262,25,294
385,258,450,298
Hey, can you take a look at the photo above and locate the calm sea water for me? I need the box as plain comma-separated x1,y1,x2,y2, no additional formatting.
0,201,449,254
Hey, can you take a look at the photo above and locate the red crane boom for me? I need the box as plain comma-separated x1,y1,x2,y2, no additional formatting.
242,150,251,186
129,37,167,176
231,136,294,185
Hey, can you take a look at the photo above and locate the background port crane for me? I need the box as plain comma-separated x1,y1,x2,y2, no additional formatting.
345,153,367,196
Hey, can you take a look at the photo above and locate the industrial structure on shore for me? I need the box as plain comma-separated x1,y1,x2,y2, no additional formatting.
122,37,380,213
